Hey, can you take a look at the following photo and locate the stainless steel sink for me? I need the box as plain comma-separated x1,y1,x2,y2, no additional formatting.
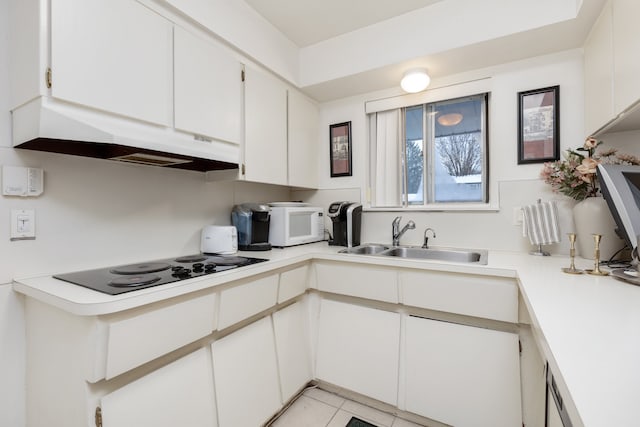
379,247,487,264
338,244,487,264
338,244,390,255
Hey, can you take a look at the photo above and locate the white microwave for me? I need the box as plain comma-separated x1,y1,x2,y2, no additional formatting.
268,205,324,247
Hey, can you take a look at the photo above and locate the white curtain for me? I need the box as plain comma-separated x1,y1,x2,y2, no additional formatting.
371,109,402,207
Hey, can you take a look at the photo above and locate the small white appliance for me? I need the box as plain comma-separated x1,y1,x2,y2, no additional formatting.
268,203,324,247
200,225,238,254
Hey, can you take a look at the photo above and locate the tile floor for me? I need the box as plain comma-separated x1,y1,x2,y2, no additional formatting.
269,387,425,427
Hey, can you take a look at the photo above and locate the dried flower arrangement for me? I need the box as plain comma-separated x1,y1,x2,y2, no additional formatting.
540,137,640,201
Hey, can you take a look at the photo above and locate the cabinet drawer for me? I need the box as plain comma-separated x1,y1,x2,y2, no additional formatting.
278,264,309,303
315,262,398,303
103,292,216,380
400,271,518,323
217,274,279,329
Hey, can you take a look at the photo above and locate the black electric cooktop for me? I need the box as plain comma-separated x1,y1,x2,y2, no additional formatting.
53,254,268,295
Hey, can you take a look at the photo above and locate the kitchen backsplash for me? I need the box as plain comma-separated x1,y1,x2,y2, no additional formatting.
0,146,290,284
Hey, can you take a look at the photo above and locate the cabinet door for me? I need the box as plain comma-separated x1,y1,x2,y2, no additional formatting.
212,317,281,427
404,316,521,427
288,89,319,188
50,0,172,126
583,1,614,135
315,299,400,405
101,348,217,427
613,0,640,115
174,26,242,144
244,64,288,185
273,301,313,402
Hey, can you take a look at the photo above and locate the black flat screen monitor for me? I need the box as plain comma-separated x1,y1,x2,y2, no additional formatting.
597,164,640,255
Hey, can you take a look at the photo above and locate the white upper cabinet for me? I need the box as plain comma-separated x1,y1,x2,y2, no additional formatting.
612,0,640,115
174,26,243,144
244,64,288,185
584,1,614,135
584,0,640,136
50,0,173,126
288,89,319,188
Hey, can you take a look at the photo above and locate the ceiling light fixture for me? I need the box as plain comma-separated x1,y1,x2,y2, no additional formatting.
400,68,430,93
437,113,463,126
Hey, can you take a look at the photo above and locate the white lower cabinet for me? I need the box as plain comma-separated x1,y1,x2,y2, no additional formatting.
217,273,279,330
101,348,217,427
211,316,281,427
403,316,522,427
278,264,310,303
315,299,401,405
273,301,313,402
101,292,217,380
314,261,398,303
22,259,531,427
399,270,518,323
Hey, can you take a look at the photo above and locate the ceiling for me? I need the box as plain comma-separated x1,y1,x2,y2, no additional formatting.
243,0,444,47
241,0,607,101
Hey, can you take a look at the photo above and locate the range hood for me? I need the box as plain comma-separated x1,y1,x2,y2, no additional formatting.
11,97,240,172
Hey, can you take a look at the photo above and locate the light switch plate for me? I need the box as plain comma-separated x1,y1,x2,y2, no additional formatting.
512,206,523,226
10,209,36,240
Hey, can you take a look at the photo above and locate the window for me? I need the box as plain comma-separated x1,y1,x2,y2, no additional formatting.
369,93,488,208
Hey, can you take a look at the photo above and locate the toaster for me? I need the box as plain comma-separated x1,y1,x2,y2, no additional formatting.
200,225,238,254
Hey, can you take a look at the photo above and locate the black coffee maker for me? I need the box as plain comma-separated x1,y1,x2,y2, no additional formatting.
231,203,272,251
328,201,362,247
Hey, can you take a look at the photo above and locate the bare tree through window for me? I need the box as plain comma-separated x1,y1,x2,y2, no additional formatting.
436,132,481,177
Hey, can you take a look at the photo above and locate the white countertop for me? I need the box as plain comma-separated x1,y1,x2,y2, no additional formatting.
13,242,640,427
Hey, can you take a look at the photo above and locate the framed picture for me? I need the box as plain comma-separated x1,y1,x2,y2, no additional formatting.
517,85,560,164
329,121,352,177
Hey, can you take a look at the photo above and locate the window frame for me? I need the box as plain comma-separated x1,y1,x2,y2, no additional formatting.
367,92,491,211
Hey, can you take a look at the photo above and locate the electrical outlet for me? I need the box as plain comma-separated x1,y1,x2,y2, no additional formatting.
10,209,36,240
512,207,523,226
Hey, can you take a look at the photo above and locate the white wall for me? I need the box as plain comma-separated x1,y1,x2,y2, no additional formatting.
299,50,592,254
0,0,25,424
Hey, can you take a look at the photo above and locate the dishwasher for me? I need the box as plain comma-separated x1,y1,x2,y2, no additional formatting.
546,363,573,427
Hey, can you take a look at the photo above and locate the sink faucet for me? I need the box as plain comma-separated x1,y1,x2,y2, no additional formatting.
422,228,436,249
392,216,415,246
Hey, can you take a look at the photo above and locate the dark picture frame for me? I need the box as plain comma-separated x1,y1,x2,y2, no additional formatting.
329,121,352,177
517,85,560,164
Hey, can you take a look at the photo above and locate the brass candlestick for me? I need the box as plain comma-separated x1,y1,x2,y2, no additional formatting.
587,233,609,276
562,233,583,274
